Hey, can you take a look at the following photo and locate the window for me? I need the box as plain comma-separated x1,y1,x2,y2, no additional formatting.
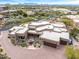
18,36,25,39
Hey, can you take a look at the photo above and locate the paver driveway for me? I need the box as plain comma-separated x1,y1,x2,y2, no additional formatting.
0,31,66,59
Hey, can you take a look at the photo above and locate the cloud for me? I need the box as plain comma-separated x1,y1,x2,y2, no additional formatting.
40,0,79,5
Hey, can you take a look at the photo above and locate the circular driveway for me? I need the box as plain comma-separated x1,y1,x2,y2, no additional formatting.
0,31,66,59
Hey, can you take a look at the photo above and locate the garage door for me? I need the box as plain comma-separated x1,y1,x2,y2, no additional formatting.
44,41,57,48
60,40,67,45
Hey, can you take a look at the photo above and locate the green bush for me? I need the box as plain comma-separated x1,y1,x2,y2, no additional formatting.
65,45,79,59
11,39,16,45
65,45,75,59
0,54,11,59
70,28,79,38
0,48,3,53
16,39,25,47
33,40,43,48
20,42,28,47
60,17,74,27
75,49,79,59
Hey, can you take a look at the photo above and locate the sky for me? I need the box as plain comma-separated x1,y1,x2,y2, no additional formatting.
0,0,79,5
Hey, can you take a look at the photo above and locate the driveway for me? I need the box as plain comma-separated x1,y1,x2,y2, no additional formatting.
0,31,66,59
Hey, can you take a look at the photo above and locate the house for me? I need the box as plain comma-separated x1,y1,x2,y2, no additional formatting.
0,10,17,18
66,15,79,27
0,6,7,11
0,15,4,21
52,8,71,14
8,20,71,48
0,6,8,18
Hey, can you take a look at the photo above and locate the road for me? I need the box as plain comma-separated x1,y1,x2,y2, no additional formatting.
0,30,66,59
72,37,79,49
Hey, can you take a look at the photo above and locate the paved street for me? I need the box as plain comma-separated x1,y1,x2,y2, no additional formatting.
0,30,66,59
72,37,79,49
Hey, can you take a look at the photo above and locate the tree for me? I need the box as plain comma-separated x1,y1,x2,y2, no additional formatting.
70,27,79,38
61,17,74,27
17,10,23,15
19,16,33,23
23,13,27,17
0,48,11,59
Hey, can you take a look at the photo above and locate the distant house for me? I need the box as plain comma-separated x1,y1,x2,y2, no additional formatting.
0,6,8,11
66,15,79,27
0,10,17,13
26,11,35,16
0,6,17,18
0,15,3,20
0,10,17,18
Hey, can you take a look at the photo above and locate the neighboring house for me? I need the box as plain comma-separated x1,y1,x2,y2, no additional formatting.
52,8,77,15
66,15,79,27
0,15,4,21
0,10,17,18
70,11,77,14
0,6,8,11
8,20,71,48
0,6,17,27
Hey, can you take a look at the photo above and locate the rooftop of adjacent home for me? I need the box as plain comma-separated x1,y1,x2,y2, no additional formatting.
66,15,79,23
52,8,70,12
0,6,6,8
0,10,17,13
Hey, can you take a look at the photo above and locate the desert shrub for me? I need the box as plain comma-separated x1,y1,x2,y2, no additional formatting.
65,45,75,59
